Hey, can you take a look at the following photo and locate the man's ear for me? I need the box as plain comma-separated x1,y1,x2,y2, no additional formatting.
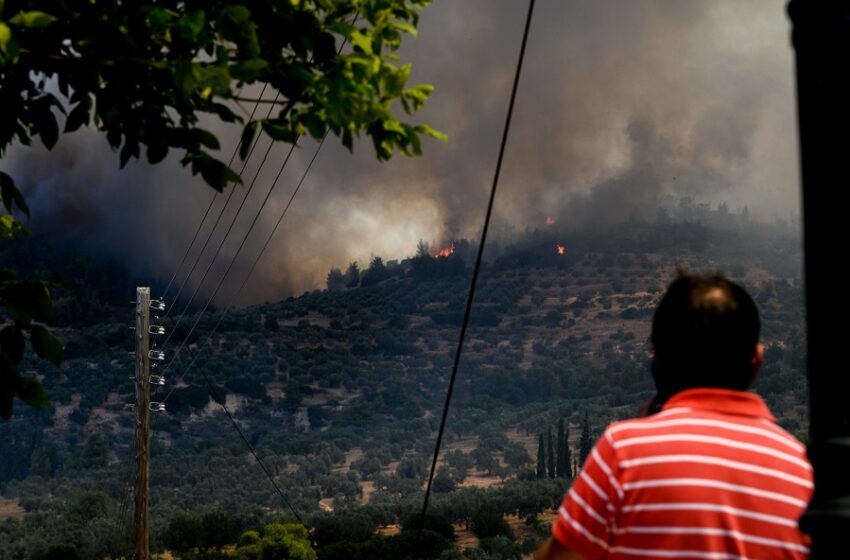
748,343,764,388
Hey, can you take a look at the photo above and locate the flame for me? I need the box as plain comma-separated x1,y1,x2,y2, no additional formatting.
433,245,455,258
556,244,566,255
546,216,555,226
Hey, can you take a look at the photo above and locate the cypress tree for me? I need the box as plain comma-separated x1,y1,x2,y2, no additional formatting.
556,418,566,478
536,433,546,479
547,428,556,479
579,412,593,466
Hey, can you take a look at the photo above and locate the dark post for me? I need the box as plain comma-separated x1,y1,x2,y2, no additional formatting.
134,287,151,560
787,1,850,555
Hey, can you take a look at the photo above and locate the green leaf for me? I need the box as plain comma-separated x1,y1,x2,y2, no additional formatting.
239,122,257,160
184,153,242,191
176,10,206,42
173,61,199,95
64,98,91,133
300,113,326,139
349,30,373,54
30,325,62,366
212,103,240,124
0,174,28,216
146,142,169,164
1,172,19,214
17,377,50,409
119,140,139,168
0,22,19,62
262,120,298,143
231,58,268,81
6,278,52,325
37,110,59,150
197,129,220,150
341,129,353,152
0,325,25,363
0,215,28,239
201,158,241,191
0,22,11,54
415,124,447,142
392,22,418,37
9,11,57,28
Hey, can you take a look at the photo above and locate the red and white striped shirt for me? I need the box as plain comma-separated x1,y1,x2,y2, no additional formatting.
552,388,812,560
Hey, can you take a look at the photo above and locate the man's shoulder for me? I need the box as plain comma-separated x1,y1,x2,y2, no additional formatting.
604,406,696,438
602,405,807,458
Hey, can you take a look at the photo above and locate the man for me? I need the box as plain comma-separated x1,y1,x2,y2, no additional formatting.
536,274,812,560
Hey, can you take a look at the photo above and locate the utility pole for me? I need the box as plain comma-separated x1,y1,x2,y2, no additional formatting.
133,287,151,560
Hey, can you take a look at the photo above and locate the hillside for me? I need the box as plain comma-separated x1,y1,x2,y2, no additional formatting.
0,222,808,559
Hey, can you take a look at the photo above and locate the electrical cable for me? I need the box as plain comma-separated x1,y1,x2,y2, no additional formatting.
159,89,281,327
158,139,297,373
157,11,360,375
151,10,354,525
110,444,137,555
417,0,536,532
187,346,304,522
160,130,329,404
160,83,270,302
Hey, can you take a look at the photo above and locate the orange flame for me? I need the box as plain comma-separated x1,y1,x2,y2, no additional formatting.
433,245,455,258
556,244,566,255
546,216,555,226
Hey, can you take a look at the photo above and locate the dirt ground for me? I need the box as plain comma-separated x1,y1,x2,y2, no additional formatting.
0,498,25,521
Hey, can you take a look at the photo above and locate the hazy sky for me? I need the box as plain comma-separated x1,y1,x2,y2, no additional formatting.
7,0,801,304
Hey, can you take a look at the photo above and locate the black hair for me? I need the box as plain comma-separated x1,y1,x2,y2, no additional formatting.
651,273,761,400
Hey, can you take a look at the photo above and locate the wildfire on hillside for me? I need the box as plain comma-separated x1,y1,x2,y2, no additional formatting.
556,244,566,255
433,245,455,258
546,216,555,226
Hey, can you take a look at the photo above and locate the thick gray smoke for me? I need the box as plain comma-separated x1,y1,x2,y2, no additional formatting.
4,0,800,304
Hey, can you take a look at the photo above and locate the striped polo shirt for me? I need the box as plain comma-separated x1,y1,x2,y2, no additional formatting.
552,388,812,559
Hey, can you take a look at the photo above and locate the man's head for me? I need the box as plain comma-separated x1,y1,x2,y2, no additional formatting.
651,273,762,395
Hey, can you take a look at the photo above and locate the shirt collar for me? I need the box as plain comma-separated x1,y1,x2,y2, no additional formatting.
662,387,775,421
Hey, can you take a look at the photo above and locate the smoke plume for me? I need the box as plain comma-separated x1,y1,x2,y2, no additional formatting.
4,0,800,304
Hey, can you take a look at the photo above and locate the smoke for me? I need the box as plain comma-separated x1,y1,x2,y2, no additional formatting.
4,0,800,304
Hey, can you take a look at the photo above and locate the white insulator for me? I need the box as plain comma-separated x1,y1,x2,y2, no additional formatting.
149,350,165,361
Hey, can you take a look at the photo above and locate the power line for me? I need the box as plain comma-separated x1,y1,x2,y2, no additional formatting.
160,83,271,301
154,12,352,526
161,131,329,404
110,443,137,557
186,345,303,522
158,15,358,374
158,139,298,374
159,90,281,328
418,0,536,531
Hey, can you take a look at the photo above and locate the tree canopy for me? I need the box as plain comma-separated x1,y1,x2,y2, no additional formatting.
0,0,443,418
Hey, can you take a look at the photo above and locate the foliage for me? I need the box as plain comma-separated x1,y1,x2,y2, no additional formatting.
470,506,511,540
578,413,592,467
37,544,80,560
0,223,809,557
317,529,453,560
235,522,316,560
400,511,455,540
67,490,108,526
0,0,443,418
311,511,375,548
0,268,61,418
